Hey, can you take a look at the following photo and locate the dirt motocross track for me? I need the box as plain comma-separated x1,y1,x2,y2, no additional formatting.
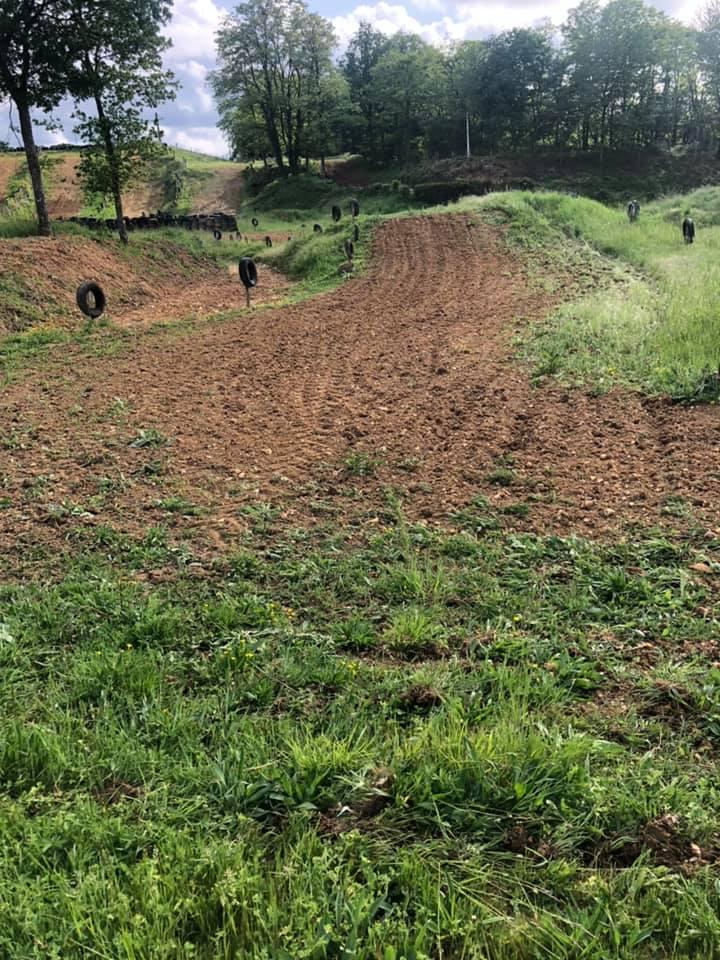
2,215,720,561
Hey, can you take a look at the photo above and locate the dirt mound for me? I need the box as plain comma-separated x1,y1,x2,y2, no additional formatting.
1,214,719,560
0,235,286,333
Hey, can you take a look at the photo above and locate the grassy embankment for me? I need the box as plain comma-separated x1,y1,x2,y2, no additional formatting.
458,189,720,402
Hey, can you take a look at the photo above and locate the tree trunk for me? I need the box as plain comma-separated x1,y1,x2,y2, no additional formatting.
17,100,51,237
94,93,128,244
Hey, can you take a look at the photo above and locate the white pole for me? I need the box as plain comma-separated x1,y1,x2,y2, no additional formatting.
466,111,471,159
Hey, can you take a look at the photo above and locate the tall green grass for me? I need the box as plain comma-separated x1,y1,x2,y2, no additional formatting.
478,190,720,400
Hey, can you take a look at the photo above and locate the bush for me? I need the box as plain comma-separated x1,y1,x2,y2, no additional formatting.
413,180,476,205
247,173,337,210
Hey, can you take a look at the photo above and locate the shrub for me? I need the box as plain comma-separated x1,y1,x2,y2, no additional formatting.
413,180,476,205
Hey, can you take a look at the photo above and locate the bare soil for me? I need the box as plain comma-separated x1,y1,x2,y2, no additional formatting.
0,154,20,202
0,235,286,332
190,166,244,215
1,215,719,564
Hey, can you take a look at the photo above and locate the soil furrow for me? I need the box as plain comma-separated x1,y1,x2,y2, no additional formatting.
1,214,719,561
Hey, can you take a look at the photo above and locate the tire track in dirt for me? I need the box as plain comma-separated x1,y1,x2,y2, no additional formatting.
1,214,719,559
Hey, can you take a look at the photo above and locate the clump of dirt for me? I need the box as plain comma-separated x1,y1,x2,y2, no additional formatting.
598,814,717,872
395,684,443,715
505,823,557,860
93,779,144,805
318,767,395,836
640,680,699,728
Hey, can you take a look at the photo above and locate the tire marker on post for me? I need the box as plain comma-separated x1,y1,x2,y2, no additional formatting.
239,256,258,308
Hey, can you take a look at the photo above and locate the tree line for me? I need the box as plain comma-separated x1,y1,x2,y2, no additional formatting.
214,0,720,172
0,0,174,239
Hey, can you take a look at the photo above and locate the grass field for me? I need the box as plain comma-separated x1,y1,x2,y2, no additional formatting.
2,502,719,958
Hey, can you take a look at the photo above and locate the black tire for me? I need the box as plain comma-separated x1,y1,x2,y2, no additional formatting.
239,257,258,289
213,229,222,240
313,223,323,233
343,239,354,259
251,217,259,227
76,281,106,319
353,223,359,242
331,204,341,222
349,198,360,217
265,235,272,247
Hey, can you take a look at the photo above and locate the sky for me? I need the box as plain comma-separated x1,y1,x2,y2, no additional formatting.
3,0,707,157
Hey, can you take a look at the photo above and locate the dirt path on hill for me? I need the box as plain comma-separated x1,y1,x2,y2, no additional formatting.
0,154,21,203
110,263,288,328
190,166,244,214
1,214,719,562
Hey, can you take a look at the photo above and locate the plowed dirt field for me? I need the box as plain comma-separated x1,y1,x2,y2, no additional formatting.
2,215,719,564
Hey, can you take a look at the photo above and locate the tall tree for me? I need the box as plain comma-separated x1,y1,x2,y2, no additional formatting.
369,34,445,163
341,22,387,159
698,1,720,152
0,0,72,235
213,0,336,176
68,0,176,243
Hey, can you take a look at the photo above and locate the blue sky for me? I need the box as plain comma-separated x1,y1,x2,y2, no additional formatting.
8,0,705,156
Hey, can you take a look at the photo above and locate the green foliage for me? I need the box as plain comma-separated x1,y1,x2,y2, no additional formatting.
213,0,338,173
262,217,375,294
0,273,53,333
0,511,719,955
0,0,74,233
69,0,177,239
247,173,337,211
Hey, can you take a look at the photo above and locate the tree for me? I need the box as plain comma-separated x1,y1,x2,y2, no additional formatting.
212,0,337,175
473,28,558,150
698,1,720,151
342,22,387,159
302,70,354,174
219,100,275,164
68,0,176,243
0,0,73,235
369,34,445,164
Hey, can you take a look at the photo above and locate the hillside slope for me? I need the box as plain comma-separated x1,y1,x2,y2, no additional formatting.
0,149,244,219
0,233,285,334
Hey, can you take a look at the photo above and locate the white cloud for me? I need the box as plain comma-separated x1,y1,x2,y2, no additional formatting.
176,59,209,81
164,124,229,156
333,2,462,46
333,0,707,49
165,0,225,62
